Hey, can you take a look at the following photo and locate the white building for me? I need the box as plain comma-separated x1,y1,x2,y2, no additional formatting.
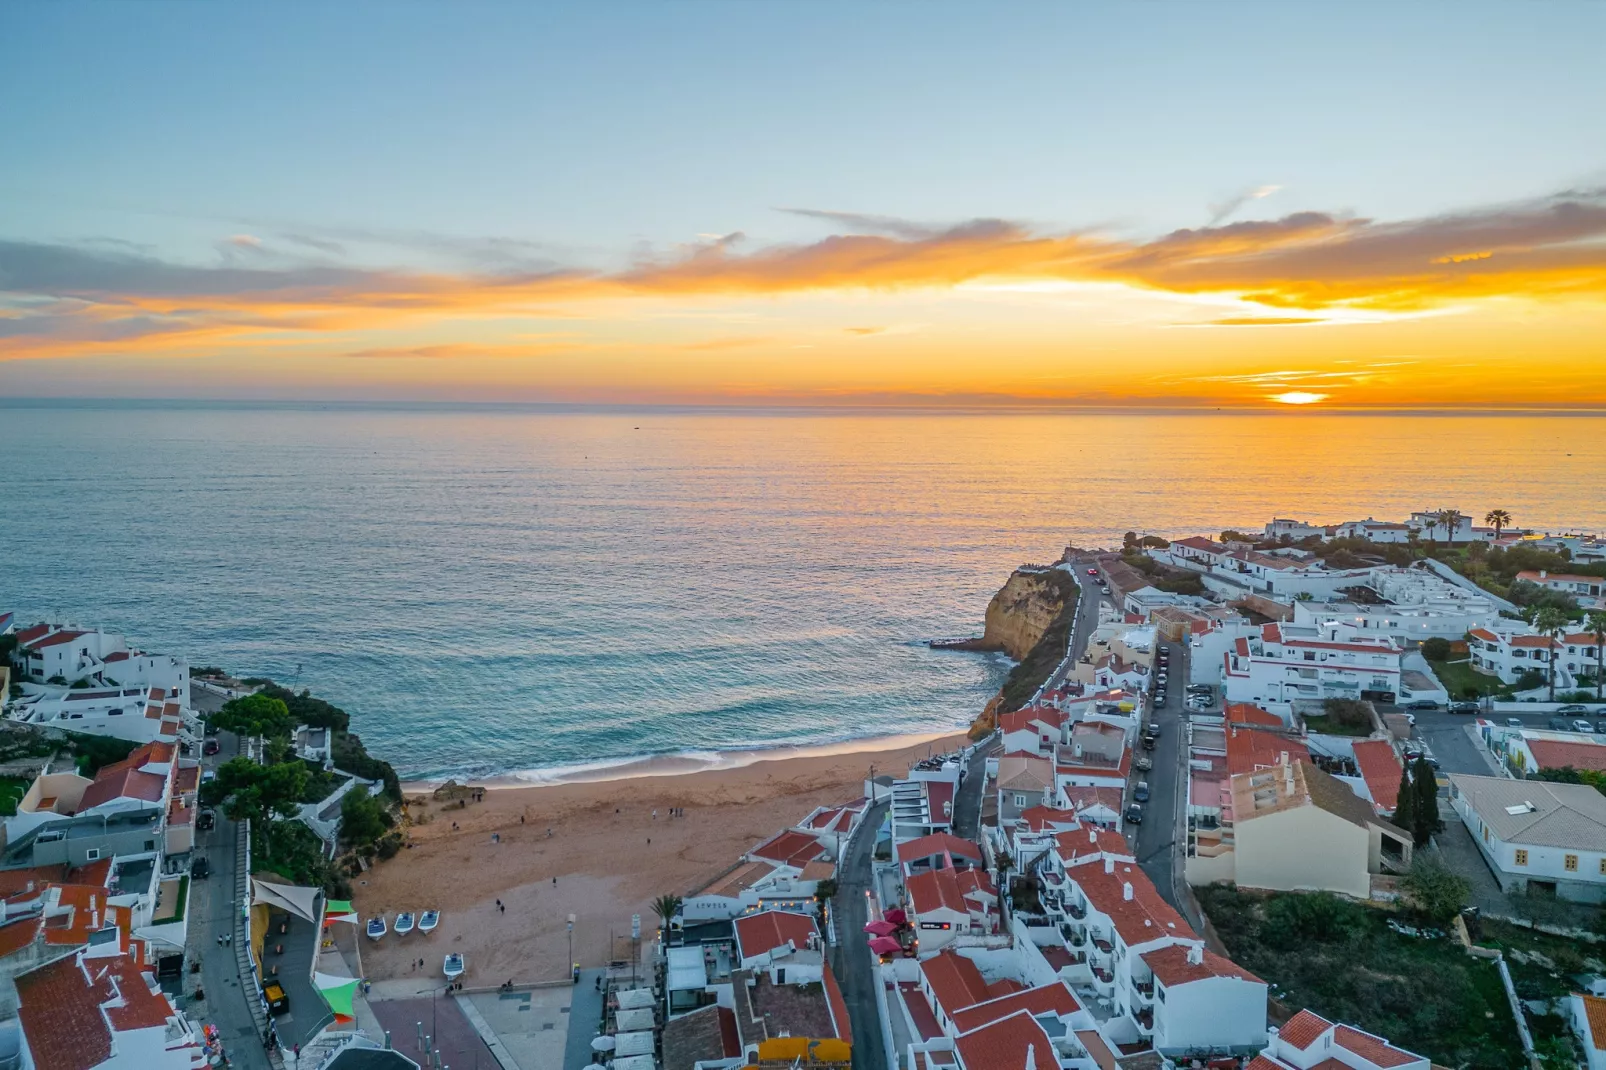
14,937,207,1070
732,909,824,984
1030,830,1268,1056
11,623,189,703
1450,774,1606,903
1254,1008,1429,1070
1264,519,1326,541
1467,625,1599,690
1224,622,1403,713
1571,993,1606,1070
6,684,187,747
1289,567,1504,642
1516,569,1606,610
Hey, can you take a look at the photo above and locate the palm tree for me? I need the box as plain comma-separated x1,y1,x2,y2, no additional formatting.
1484,509,1512,541
1532,607,1571,701
1587,610,1606,701
651,894,683,930
1434,509,1464,547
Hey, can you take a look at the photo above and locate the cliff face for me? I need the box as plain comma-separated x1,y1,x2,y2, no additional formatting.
981,567,1071,661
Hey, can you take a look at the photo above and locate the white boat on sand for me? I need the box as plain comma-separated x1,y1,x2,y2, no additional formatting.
395,912,414,936
366,916,387,941
418,910,440,934
443,953,465,980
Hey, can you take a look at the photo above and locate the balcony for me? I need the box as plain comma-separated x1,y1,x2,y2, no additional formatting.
1135,1008,1154,1033
1066,900,1087,920
1131,980,1154,1004
1092,938,1114,955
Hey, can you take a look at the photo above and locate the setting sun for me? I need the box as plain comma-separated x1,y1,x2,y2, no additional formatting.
1269,392,1330,406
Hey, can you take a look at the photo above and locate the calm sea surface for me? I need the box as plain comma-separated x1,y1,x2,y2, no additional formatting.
2,403,1603,780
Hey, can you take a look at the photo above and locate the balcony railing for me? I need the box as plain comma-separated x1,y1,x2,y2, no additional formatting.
1092,938,1114,954
1092,967,1114,985
1136,1008,1154,1032
1066,901,1087,920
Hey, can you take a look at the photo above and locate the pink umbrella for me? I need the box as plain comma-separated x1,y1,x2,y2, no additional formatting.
868,936,903,955
863,919,898,936
884,908,908,925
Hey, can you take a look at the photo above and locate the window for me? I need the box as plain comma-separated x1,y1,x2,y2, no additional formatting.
85,849,101,861
1482,826,1490,844
1515,849,1529,867
1566,855,1579,872
1598,858,1605,876
1014,794,1028,807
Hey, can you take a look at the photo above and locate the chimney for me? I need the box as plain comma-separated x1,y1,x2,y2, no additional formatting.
1123,882,1133,901
1024,1044,1037,1070
1089,828,1098,844
1187,943,1204,966
1105,856,1115,874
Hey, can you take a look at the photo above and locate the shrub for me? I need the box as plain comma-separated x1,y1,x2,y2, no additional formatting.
1422,637,1452,661
1517,668,1546,691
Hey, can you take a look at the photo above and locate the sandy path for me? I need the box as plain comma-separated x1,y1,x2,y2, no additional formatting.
351,732,965,984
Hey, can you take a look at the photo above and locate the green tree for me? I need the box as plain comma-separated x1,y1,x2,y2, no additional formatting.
1433,509,1464,547
1410,756,1441,846
1390,765,1417,834
200,756,308,825
1587,610,1606,701
340,787,390,846
1422,637,1452,661
211,693,295,741
1533,606,1572,701
1484,509,1512,540
814,878,838,907
1399,855,1471,924
651,894,683,928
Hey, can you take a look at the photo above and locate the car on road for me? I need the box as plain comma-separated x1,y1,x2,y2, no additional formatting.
1557,704,1590,714
1088,568,1099,576
1402,700,1440,711
1449,701,1480,714
1186,684,1212,695
1133,755,1153,772
192,858,211,880
203,721,218,737
202,738,221,756
1507,717,1524,728
1124,804,1144,824
1142,734,1157,751
197,809,216,831
1549,718,1573,731
1575,720,1595,734
1597,720,1606,734
264,981,289,1015
1100,585,1111,595
1133,782,1150,803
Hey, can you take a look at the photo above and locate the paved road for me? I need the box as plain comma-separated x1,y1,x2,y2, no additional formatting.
1133,640,1187,914
952,734,997,841
831,800,889,1070
1043,559,1106,694
186,687,274,1070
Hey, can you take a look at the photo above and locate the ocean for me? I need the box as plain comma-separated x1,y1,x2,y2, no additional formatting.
3,401,1603,781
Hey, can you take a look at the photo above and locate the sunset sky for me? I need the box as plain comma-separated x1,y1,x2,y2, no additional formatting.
3,3,1604,407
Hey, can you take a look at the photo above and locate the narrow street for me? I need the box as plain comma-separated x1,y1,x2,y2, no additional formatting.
186,687,274,1070
1133,639,1187,915
831,799,889,1070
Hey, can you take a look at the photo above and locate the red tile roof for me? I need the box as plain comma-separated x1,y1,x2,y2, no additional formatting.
77,767,166,812
896,833,984,865
1061,786,1125,815
954,1009,1057,1070
748,829,821,865
1141,943,1261,987
717,1006,741,1057
1578,994,1606,1051
1510,635,1560,649
1018,806,1081,831
16,946,179,1070
1565,633,1605,647
907,868,969,916
919,949,991,1014
927,780,955,825
1278,1008,1334,1050
1351,740,1403,811
949,982,1081,1033
14,624,51,646
1066,858,1193,945
1227,726,1310,778
734,910,818,960
1468,628,1500,642
1527,738,1606,773
1518,570,1602,585
1333,1024,1422,1067
1173,537,1225,553
29,630,87,649
1227,703,1283,727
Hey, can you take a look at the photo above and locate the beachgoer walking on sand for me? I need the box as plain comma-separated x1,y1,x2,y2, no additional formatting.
547,827,552,838
496,899,501,909
652,809,657,820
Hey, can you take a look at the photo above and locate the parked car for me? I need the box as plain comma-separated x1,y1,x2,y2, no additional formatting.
202,769,216,784
1186,683,1211,694
1124,804,1144,824
1403,700,1439,711
203,720,219,737
1133,755,1153,772
1507,717,1524,728
1549,717,1573,731
196,809,216,831
1100,586,1111,596
1449,701,1480,715
202,738,221,756
1143,722,1160,738
1142,735,1157,751
1133,782,1151,803
1597,720,1606,735
192,858,211,880
1557,704,1590,714
1574,720,1595,734
264,981,289,1015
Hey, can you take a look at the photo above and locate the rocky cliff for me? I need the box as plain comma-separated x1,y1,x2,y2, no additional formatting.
980,566,1074,660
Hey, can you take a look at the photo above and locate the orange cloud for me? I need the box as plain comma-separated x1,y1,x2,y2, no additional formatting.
2,186,1605,369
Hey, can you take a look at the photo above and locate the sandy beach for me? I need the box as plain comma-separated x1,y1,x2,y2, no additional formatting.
349,732,967,986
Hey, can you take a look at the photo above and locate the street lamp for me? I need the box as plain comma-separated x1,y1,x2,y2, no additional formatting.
568,914,576,984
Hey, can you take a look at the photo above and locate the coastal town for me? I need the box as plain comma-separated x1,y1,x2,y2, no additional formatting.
4,508,1606,1070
